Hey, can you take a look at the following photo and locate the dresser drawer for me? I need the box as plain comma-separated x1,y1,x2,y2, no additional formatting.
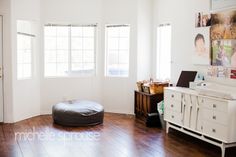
165,99,182,113
164,110,182,126
199,97,228,113
202,109,228,125
165,90,182,102
202,121,228,142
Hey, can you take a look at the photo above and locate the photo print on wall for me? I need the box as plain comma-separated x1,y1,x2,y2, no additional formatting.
211,10,236,67
195,12,212,28
207,66,230,78
195,12,203,27
230,69,236,79
193,27,210,65
211,10,236,40
211,40,236,67
207,66,218,77
194,12,211,65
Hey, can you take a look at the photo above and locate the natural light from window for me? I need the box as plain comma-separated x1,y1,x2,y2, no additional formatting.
17,20,34,80
105,25,130,77
156,24,171,81
44,25,96,77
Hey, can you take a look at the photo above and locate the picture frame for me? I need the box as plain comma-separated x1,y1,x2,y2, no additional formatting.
211,0,236,12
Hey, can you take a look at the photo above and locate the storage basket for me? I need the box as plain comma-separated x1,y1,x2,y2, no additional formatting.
149,82,169,94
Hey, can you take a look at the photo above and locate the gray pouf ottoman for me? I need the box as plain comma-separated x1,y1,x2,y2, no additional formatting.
52,100,104,126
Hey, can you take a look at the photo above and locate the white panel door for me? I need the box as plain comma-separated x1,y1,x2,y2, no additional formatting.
0,16,3,122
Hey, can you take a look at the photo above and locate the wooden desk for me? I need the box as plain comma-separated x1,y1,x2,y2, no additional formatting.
134,90,164,122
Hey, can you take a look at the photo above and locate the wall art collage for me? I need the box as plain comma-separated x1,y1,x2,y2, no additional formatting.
194,9,236,79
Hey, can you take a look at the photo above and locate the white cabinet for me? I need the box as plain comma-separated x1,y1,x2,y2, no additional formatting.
164,87,236,157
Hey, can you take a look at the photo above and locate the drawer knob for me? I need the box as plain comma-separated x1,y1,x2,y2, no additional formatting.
213,116,216,120
171,94,174,98
201,99,204,103
213,104,216,108
171,115,174,118
212,129,216,133
171,104,174,108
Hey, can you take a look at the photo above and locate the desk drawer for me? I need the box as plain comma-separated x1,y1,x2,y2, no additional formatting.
202,109,228,125
165,99,182,113
202,121,227,142
164,110,182,126
165,90,182,101
199,97,228,113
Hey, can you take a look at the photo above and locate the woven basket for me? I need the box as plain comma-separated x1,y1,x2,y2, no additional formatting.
149,82,169,94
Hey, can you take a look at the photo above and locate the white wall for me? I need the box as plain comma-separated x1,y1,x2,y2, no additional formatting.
137,0,153,80
11,0,41,122
0,0,13,122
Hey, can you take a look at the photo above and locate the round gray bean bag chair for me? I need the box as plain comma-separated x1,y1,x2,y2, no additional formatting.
52,100,104,126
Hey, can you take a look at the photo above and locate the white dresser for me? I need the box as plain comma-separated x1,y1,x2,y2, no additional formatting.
164,87,236,157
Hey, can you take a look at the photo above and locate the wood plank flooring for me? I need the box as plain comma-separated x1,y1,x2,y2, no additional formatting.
0,113,235,157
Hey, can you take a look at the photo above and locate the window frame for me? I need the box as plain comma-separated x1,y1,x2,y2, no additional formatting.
17,32,34,80
156,24,172,81
44,24,97,78
104,24,130,78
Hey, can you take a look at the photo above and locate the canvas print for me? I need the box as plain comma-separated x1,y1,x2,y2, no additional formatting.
195,12,211,28
202,13,212,27
211,10,236,40
193,27,210,65
211,39,236,67
195,12,202,27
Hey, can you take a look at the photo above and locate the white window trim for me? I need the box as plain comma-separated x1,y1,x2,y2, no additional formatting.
43,24,97,78
17,32,34,80
156,23,171,81
104,24,130,78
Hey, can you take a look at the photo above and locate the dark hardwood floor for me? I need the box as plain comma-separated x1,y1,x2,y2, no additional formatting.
0,113,235,157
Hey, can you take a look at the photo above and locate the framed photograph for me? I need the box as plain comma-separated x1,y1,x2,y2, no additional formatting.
211,39,236,67
193,27,210,65
211,0,236,12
